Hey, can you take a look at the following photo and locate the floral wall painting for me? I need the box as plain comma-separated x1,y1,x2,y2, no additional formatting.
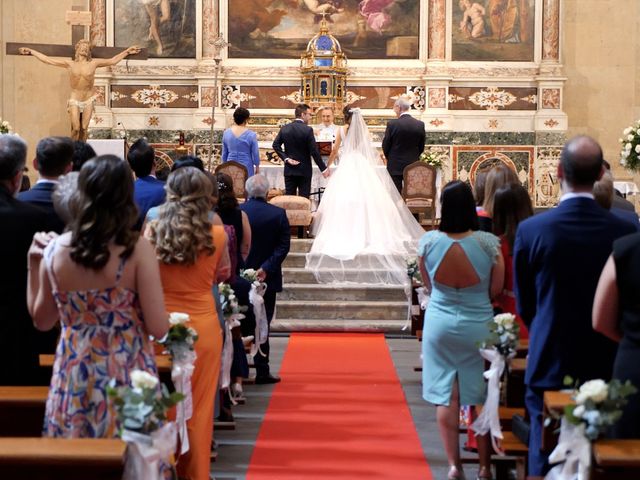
452,0,535,62
228,0,420,60
114,0,196,58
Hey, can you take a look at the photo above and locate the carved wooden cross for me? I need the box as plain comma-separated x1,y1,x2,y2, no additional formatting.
5,7,147,60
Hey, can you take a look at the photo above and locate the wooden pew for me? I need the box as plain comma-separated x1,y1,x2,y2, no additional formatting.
0,386,48,436
591,440,640,479
506,357,526,408
542,390,574,450
39,354,171,373
0,437,125,480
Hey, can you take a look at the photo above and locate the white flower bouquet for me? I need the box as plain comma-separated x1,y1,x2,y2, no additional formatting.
419,149,444,168
218,283,247,391
546,377,637,480
472,313,520,454
406,257,423,285
240,268,260,286
158,312,198,361
0,119,15,135
482,313,520,358
563,377,637,441
619,121,640,171
107,370,183,480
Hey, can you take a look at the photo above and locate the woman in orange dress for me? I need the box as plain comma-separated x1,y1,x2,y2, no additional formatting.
146,166,230,480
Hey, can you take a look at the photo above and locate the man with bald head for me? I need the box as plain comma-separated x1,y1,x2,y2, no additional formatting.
513,136,636,476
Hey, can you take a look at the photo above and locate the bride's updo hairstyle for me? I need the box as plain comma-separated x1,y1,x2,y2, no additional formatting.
439,180,479,234
343,105,353,125
148,166,215,265
70,155,138,270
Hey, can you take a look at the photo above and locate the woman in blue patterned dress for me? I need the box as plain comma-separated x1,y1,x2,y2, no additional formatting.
418,180,504,480
27,155,169,438
222,107,261,177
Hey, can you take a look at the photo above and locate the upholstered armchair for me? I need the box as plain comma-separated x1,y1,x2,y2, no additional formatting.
215,161,248,201
402,162,438,229
269,195,313,238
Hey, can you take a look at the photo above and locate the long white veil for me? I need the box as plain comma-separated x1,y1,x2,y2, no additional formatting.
305,108,424,285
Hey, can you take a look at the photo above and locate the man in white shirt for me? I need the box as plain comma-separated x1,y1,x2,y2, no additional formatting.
314,106,337,141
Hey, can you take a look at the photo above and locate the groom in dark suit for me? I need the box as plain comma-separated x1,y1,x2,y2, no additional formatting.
513,136,636,476
18,136,74,234
272,103,329,198
382,97,426,193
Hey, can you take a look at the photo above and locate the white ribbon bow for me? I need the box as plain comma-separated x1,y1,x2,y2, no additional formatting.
249,282,269,357
122,423,177,480
219,313,244,392
472,347,512,455
545,419,592,480
170,349,196,455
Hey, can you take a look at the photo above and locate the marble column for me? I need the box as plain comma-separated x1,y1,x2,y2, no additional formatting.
202,0,218,59
427,0,446,60
542,0,560,62
89,0,105,47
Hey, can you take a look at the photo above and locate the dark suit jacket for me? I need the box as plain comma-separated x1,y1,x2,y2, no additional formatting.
240,198,290,292
612,193,636,212
514,197,636,389
611,207,640,231
17,181,65,233
382,114,426,176
133,176,166,230
0,187,57,385
272,120,326,178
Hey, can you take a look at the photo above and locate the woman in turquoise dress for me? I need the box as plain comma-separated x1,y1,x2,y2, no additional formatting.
418,180,504,480
222,107,261,176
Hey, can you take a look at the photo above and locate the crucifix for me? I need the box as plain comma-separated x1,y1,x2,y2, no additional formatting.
5,7,148,141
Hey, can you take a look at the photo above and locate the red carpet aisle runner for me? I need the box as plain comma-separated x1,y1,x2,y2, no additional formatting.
246,333,433,479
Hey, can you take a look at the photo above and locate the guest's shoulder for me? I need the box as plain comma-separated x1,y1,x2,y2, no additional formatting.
472,230,500,256
418,230,442,254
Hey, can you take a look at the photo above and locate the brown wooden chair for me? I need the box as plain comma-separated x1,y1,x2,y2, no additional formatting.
215,161,248,202
402,162,438,229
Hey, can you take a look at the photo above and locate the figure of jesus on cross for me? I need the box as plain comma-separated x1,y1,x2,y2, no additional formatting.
18,41,141,141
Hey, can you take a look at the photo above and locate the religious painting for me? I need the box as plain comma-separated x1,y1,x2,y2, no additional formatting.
451,0,535,62
228,0,421,60
114,0,196,58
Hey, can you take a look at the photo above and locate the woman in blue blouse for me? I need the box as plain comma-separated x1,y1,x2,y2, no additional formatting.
222,107,261,176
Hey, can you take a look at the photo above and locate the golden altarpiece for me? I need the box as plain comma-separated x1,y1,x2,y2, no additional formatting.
6,0,567,208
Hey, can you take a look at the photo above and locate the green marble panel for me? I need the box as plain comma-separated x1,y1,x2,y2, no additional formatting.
426,132,536,145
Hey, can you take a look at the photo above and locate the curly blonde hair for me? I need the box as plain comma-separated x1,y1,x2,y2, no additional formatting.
148,167,215,265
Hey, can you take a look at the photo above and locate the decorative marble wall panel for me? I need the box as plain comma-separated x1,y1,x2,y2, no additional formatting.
534,146,561,207
94,86,106,106
428,0,446,60
347,87,408,109
90,0,106,47
201,86,218,108
238,87,300,110
111,85,199,108
452,146,534,192
542,0,560,61
428,88,447,109
541,88,561,109
448,87,538,111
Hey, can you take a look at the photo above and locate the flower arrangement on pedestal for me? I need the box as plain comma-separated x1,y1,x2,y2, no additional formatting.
546,377,637,479
619,121,640,171
472,313,520,454
419,149,444,169
107,370,183,480
0,119,16,135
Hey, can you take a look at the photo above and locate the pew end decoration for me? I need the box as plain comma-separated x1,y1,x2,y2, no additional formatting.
107,370,183,480
157,312,198,455
620,120,640,171
472,313,520,454
546,378,637,480
405,257,429,331
218,283,247,392
0,119,17,136
240,269,269,359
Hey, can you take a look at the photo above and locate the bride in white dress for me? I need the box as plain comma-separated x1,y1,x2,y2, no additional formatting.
305,107,424,285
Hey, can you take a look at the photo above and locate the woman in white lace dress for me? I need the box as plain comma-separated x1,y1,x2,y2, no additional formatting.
305,107,424,285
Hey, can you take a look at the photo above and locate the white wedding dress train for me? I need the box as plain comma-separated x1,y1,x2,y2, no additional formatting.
305,109,424,285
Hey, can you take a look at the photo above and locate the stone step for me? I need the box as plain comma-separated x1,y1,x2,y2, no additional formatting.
271,318,408,333
283,252,307,268
276,300,408,320
279,283,407,301
289,239,314,253
283,267,405,284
